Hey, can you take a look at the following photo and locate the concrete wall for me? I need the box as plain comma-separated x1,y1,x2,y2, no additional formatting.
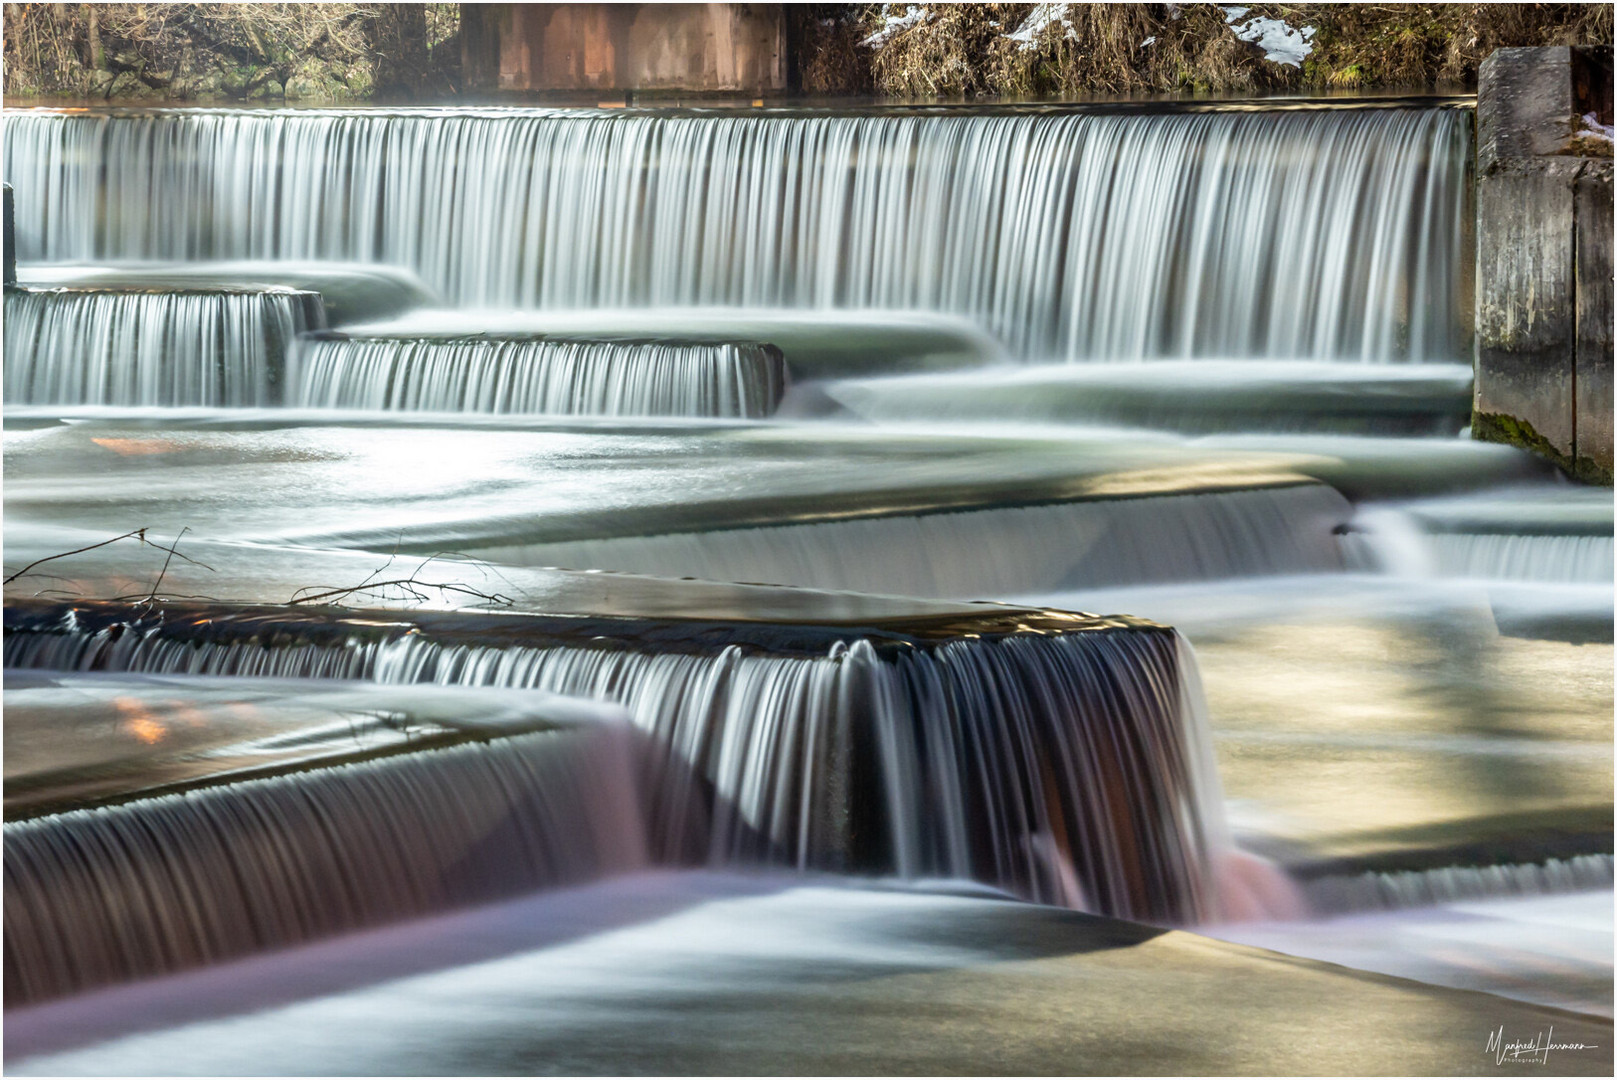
1474,46,1614,484
462,4,785,95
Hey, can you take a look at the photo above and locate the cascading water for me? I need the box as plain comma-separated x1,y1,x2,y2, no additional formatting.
471,484,1353,598
4,725,656,1005
1342,491,1616,584
4,106,1471,361
3,287,323,407
290,336,788,418
4,604,1224,928
1302,854,1615,915
2,87,1605,1059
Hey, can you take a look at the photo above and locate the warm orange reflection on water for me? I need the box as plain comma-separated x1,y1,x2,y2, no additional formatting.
112,697,168,745
91,438,182,456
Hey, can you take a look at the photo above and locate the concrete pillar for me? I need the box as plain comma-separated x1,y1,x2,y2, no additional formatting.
1473,46,1614,484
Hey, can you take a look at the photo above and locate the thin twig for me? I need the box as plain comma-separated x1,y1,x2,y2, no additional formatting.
138,525,191,605
288,576,514,607
3,527,216,587
4,529,148,585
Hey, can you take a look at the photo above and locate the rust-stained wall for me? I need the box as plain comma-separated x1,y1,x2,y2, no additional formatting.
462,4,785,94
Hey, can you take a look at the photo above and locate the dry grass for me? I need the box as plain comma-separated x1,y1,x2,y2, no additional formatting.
791,4,878,94
1297,3,1615,89
8,3,1611,102
851,2,1614,98
2,2,460,101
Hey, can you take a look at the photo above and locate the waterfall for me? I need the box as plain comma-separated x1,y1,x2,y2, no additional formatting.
1419,533,1615,583
1343,499,1615,584
290,335,788,418
468,484,1353,598
1301,854,1614,914
3,287,323,407
5,106,1472,361
819,361,1477,437
4,726,656,1005
4,603,1223,928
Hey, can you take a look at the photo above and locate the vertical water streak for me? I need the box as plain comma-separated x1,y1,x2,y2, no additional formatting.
5,107,1471,361
4,725,655,1005
1302,854,1615,914
472,484,1353,598
289,336,788,417
4,614,1222,925
3,288,323,406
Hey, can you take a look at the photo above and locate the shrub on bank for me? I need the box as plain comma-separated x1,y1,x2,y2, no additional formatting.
2,2,458,101
839,2,1613,97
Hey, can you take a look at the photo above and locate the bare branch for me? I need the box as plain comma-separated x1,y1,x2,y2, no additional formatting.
4,529,148,585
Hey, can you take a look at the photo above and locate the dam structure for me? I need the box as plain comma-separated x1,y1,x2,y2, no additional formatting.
2,84,1611,1076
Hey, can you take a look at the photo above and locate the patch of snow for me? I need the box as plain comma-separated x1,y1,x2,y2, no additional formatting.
1231,15,1315,67
1167,4,1183,20
1581,112,1615,141
860,4,932,49
1141,35,1157,48
1221,6,1250,23
1004,3,1079,52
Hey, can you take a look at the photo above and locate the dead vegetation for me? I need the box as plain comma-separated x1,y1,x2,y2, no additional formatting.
2,2,460,101
287,551,516,609
834,3,1613,98
788,4,878,95
1299,3,1614,89
3,527,516,610
7,3,1611,103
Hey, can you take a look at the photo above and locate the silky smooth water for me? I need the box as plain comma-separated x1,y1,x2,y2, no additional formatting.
2,97,1609,1064
485,484,1352,597
5,106,1471,361
4,612,1225,928
4,725,654,1004
290,336,787,418
3,288,322,406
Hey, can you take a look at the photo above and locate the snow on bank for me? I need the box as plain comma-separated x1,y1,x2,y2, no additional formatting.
865,3,1315,69
861,4,932,50
1005,3,1079,52
1223,6,1315,68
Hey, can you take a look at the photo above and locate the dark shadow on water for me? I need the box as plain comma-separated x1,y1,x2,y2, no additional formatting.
4,869,1167,1064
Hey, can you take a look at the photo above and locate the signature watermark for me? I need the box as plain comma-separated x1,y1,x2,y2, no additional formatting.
1486,1025,1600,1066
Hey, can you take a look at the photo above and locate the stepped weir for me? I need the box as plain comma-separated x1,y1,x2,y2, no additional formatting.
5,601,1223,917
2,593,1247,1005
3,84,1610,1071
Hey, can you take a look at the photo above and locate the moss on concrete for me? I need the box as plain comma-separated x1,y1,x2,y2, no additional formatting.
1474,409,1614,484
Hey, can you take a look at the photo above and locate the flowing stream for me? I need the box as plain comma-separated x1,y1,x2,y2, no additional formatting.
1,99,1608,1054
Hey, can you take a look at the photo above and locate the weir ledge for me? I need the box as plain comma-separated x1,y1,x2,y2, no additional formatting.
1474,45,1614,484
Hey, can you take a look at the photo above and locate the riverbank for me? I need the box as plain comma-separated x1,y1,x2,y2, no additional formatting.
4,3,1609,104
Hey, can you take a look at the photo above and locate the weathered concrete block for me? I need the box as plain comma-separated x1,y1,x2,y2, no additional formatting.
1477,47,1579,167
1473,162,1580,460
1474,46,1614,484
1576,162,1614,481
